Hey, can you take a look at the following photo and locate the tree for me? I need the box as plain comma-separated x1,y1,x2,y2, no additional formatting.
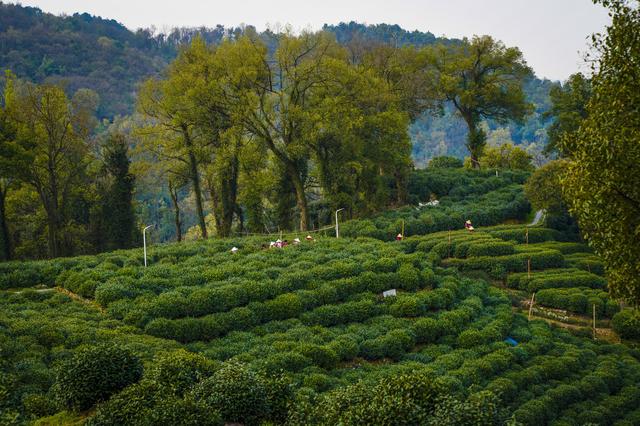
476,142,533,171
562,0,640,305
525,160,577,232
0,96,18,260
137,46,211,239
101,133,136,250
433,36,533,167
545,73,592,156
3,76,98,257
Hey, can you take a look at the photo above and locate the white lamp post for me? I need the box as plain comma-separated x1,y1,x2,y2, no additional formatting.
143,225,153,267
335,208,345,238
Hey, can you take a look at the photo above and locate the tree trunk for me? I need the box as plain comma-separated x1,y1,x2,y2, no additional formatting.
461,113,485,169
219,153,239,237
286,162,309,231
182,127,208,239
43,200,61,258
168,181,182,242
209,185,223,235
0,184,12,261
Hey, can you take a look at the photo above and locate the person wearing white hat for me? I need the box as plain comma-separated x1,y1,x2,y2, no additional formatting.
306,235,314,241
293,238,301,244
231,247,239,253
465,220,474,232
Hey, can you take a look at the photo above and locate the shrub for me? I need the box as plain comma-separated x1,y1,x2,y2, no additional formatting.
429,156,463,169
54,344,143,411
191,362,269,426
612,310,640,340
147,350,218,396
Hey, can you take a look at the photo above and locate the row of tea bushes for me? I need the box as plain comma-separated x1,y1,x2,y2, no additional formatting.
506,269,607,292
341,184,530,241
536,287,620,317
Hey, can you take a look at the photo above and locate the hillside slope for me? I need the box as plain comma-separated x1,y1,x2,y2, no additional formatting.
1,172,638,425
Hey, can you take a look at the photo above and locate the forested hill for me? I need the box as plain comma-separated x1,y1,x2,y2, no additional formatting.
0,2,555,159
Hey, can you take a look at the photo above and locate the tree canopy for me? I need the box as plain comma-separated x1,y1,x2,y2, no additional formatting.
562,0,640,305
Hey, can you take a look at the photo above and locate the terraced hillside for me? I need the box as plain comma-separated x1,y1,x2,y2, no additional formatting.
1,176,639,426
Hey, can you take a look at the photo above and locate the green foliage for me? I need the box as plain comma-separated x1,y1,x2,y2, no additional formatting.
191,362,269,426
54,344,143,411
536,287,620,317
561,0,640,305
611,310,640,340
432,35,533,166
545,72,592,156
428,156,463,169
475,142,534,171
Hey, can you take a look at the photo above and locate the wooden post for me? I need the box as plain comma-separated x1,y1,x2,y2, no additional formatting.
528,292,536,320
593,304,596,340
525,227,529,246
527,258,531,279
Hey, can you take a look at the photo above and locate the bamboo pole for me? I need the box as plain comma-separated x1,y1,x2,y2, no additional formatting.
527,258,531,279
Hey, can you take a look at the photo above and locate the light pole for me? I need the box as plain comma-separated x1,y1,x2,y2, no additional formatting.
335,208,345,238
143,225,153,267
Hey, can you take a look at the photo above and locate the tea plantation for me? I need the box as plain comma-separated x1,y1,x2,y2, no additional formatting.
1,171,639,425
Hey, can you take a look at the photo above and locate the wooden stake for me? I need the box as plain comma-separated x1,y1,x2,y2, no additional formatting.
525,227,529,246
593,304,597,340
528,292,536,320
527,258,531,279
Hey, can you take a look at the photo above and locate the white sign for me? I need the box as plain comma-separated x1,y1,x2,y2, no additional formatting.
383,289,397,298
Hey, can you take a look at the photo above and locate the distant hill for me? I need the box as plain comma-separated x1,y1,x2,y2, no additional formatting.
0,2,556,160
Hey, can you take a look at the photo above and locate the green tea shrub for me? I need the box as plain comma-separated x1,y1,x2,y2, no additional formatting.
612,310,640,340
54,344,143,411
147,350,218,396
191,362,268,426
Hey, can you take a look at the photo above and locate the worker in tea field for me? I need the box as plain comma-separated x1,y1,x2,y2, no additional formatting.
465,220,475,232
396,233,403,241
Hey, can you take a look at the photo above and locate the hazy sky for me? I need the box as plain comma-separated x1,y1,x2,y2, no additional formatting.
14,0,611,81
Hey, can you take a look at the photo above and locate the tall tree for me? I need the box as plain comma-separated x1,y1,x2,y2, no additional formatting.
545,73,592,156
562,0,640,305
0,100,17,260
3,76,97,257
433,36,532,167
209,32,335,231
137,46,210,239
101,133,136,250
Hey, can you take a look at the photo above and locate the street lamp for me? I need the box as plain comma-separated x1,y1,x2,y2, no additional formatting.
335,208,345,238
143,225,153,267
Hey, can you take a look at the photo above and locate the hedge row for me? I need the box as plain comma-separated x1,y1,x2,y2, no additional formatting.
441,250,565,278
507,270,607,292
143,264,435,343
536,287,620,317
341,184,530,241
